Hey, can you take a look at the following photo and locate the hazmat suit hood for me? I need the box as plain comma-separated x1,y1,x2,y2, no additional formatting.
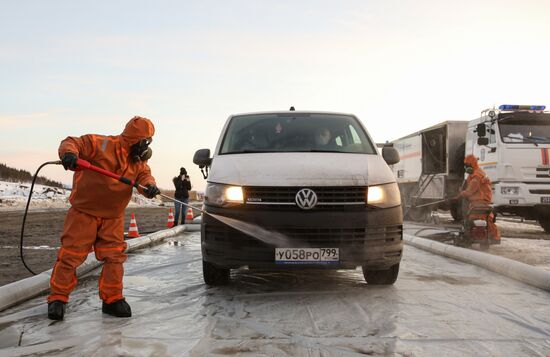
121,116,155,146
464,154,479,170
58,116,157,218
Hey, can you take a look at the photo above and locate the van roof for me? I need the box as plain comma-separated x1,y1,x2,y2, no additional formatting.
228,110,356,117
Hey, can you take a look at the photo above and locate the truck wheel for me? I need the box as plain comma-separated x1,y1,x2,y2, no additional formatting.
451,196,469,222
450,204,460,221
479,241,490,251
203,260,230,286
538,219,550,233
407,207,429,222
362,264,399,285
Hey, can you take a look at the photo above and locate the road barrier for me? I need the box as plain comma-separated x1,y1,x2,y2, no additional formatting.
0,225,200,312
404,234,550,292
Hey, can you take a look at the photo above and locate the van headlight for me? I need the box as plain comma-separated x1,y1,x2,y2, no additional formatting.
205,183,244,207
367,183,401,208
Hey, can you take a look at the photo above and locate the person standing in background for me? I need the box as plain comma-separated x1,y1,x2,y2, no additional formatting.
173,167,192,225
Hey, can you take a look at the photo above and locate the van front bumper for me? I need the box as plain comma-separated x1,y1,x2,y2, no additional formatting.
201,205,403,270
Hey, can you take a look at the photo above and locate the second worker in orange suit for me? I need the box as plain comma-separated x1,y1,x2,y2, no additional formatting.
459,154,501,242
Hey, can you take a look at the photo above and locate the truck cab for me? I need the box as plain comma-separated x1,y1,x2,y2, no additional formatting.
467,105,550,231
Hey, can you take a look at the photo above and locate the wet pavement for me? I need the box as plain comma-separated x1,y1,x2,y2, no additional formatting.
1,232,549,356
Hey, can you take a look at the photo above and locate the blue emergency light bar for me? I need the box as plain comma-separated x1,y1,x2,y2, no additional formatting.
498,104,546,111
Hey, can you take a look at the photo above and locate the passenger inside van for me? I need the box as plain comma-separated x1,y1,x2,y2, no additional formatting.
314,127,334,148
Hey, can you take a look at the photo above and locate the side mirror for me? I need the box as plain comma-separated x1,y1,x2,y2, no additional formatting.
476,123,486,137
477,137,489,146
193,149,212,168
382,146,400,165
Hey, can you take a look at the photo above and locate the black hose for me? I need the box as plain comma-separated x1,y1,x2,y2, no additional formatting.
20,160,62,275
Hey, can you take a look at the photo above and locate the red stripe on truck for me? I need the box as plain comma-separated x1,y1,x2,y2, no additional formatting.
542,148,549,165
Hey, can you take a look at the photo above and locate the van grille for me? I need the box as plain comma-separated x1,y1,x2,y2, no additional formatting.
244,186,367,205
205,224,402,248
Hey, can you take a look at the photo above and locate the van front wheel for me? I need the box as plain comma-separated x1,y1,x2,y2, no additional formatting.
362,264,399,285
203,260,230,286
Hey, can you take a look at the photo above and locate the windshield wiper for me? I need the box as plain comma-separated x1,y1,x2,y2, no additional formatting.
503,134,540,146
523,136,545,147
223,149,278,154
307,149,344,153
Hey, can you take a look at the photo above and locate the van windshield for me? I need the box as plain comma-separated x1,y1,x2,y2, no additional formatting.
220,113,377,154
499,113,550,144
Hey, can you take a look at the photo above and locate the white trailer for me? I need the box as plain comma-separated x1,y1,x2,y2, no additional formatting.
390,105,550,232
390,121,467,221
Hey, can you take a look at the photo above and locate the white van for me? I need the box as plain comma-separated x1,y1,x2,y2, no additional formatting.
193,110,403,285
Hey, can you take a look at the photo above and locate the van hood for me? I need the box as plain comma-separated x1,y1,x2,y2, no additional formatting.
208,153,394,186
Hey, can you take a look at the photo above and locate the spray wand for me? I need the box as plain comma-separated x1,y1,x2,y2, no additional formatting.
74,159,203,214
21,159,290,275
76,159,290,247
20,159,203,276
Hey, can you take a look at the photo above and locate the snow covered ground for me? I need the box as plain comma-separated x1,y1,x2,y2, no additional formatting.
1,232,549,356
0,181,162,210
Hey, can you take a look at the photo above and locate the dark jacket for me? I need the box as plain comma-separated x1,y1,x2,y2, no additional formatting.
173,175,191,199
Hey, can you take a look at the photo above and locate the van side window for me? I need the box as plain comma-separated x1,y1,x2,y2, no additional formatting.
349,125,362,144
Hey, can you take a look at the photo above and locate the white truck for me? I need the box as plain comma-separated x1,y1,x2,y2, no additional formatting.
390,104,550,232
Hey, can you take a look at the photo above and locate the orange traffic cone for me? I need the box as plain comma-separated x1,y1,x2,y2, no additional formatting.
185,207,194,223
166,208,175,228
127,213,140,238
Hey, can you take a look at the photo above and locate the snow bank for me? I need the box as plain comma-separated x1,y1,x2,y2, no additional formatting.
0,181,69,209
0,181,162,210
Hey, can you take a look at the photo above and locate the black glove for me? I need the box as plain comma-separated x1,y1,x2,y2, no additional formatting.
144,184,160,198
61,152,78,170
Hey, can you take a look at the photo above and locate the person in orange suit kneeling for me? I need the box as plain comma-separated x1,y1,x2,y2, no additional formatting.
48,116,160,320
459,154,501,243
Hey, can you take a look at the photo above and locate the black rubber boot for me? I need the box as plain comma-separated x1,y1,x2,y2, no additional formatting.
102,299,132,317
48,300,66,320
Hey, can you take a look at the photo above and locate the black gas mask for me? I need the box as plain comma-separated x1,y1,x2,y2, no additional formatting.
464,165,474,174
130,138,153,162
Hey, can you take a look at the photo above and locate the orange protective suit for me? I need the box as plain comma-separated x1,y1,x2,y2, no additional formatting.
48,116,156,304
460,155,501,241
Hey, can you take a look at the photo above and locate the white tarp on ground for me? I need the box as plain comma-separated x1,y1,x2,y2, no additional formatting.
1,232,549,356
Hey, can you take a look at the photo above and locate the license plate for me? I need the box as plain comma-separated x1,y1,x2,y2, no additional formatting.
541,197,550,204
275,248,339,265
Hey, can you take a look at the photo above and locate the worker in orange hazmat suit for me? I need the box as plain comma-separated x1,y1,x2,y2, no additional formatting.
47,116,161,320
459,154,501,242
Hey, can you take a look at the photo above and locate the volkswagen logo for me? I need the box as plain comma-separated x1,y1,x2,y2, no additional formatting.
295,188,318,210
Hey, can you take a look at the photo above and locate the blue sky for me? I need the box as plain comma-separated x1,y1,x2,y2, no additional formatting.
2,0,550,190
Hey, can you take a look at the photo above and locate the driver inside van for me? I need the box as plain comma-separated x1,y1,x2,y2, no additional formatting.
314,127,337,150
236,128,268,151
